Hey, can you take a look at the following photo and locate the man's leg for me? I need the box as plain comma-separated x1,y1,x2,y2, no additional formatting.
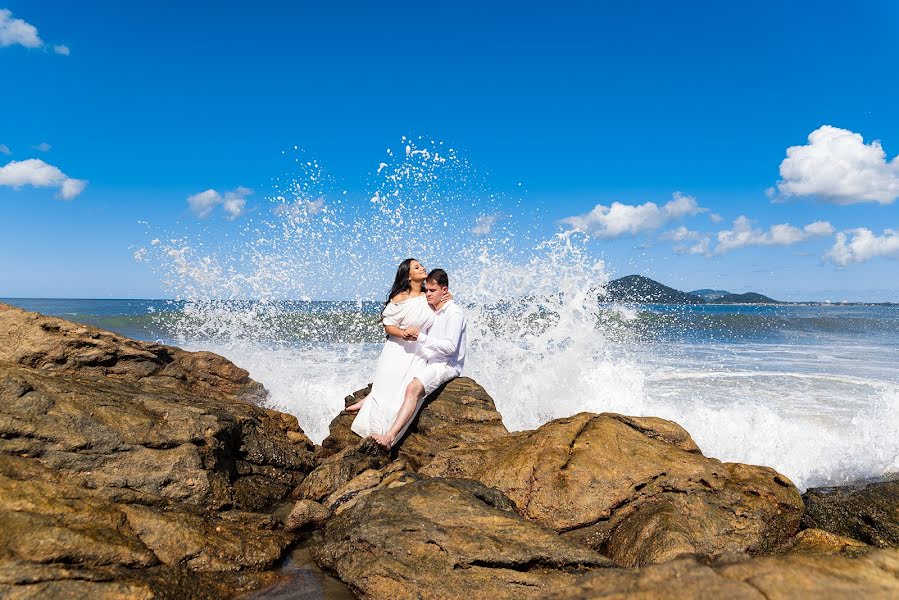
371,378,425,449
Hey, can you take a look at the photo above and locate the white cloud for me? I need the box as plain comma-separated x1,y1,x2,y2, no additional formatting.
714,216,834,254
661,225,701,242
776,125,899,204
472,213,504,235
561,192,705,239
824,228,899,266
33,142,51,152
0,158,87,199
708,213,723,224
187,186,252,220
0,9,42,48
222,186,251,220
53,44,69,55
0,144,10,155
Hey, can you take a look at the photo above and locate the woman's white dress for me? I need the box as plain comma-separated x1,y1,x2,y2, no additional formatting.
351,295,434,438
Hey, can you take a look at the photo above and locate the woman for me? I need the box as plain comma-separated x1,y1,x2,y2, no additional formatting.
348,258,435,440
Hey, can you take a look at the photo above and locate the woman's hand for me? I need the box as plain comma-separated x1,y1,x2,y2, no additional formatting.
435,291,453,310
403,326,420,340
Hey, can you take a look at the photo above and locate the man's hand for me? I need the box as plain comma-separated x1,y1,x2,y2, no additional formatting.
403,326,420,340
371,432,394,449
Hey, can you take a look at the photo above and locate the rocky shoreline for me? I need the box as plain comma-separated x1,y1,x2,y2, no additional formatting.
1,301,897,598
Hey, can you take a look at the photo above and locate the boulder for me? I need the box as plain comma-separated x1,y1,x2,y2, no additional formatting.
546,549,899,599
320,377,509,468
775,528,871,558
0,363,315,511
0,302,265,403
311,477,613,599
285,500,330,531
0,304,316,598
802,477,899,548
293,438,388,503
422,412,804,566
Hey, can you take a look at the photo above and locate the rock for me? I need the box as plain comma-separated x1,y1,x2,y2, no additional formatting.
0,362,315,511
547,549,899,599
285,500,330,531
0,453,287,597
320,377,509,469
395,377,510,470
802,477,899,548
322,459,419,515
775,528,872,558
293,438,388,503
422,412,804,566
311,477,613,599
0,302,265,403
0,305,317,597
121,505,290,572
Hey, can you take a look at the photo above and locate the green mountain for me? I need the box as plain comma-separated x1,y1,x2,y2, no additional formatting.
605,276,781,304
604,275,705,304
714,292,781,304
689,288,731,301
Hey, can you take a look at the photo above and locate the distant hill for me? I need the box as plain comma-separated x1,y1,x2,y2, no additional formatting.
604,275,705,304
714,292,781,304
689,288,731,301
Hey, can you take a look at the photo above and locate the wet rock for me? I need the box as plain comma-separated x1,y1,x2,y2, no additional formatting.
319,377,509,469
802,477,899,548
311,477,613,599
422,412,804,566
547,549,899,599
285,500,330,531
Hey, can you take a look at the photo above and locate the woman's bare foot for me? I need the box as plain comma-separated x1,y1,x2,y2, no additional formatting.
345,397,367,412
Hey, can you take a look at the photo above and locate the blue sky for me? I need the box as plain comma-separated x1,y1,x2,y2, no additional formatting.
2,1,898,301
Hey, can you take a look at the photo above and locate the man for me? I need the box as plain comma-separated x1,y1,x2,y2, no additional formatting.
371,268,467,449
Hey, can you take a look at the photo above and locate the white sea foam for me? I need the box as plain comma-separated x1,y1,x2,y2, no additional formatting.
144,138,899,491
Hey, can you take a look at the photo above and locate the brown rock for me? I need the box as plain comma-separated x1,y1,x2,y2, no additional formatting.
285,499,330,531
0,302,265,403
547,549,899,599
776,528,872,558
122,505,290,572
320,377,509,469
311,477,613,599
422,412,804,566
802,477,899,548
0,305,318,597
0,362,315,511
293,438,388,503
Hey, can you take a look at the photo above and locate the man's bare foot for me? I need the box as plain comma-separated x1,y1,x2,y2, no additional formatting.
371,433,394,449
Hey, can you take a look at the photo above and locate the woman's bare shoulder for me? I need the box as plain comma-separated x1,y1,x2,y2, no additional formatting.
390,291,411,304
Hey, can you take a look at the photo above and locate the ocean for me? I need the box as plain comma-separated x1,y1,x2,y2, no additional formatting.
5,296,897,492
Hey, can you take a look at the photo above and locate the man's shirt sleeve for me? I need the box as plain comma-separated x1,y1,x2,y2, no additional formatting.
420,310,464,362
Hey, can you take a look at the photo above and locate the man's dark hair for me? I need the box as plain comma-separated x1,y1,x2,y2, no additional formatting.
426,268,449,288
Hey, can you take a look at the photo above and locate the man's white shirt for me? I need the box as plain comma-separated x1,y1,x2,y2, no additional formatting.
417,299,466,374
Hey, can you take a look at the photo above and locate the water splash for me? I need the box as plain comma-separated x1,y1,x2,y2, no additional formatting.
137,137,899,490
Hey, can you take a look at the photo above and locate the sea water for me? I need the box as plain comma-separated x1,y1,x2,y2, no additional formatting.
7,138,897,492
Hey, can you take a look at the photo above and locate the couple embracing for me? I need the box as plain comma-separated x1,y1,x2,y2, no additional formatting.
347,258,467,450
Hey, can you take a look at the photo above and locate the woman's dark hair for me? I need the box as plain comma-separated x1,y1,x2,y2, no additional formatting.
384,258,424,308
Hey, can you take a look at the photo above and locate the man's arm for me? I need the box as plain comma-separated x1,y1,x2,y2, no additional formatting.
418,310,464,361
